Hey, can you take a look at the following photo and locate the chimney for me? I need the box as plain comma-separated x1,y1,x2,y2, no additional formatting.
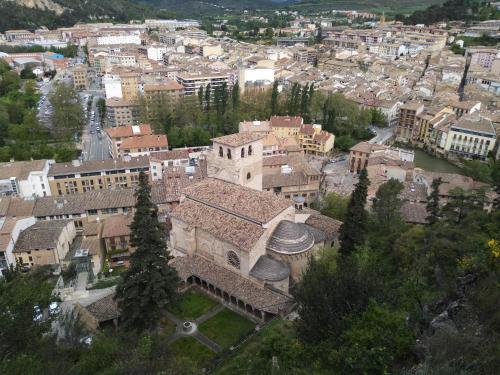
72,159,81,167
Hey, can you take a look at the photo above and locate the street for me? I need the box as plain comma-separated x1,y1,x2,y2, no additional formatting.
81,94,111,161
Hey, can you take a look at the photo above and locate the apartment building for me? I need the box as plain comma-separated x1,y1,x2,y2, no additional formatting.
176,71,232,96
47,156,151,196
348,141,414,174
293,48,318,65
444,114,497,161
143,81,184,119
298,124,335,156
269,116,304,138
72,64,89,90
13,220,76,269
97,34,141,46
0,160,52,198
119,70,141,102
396,101,425,143
101,214,133,268
416,108,456,145
469,48,500,70
105,124,154,157
0,216,36,275
105,97,140,127
119,134,169,157
5,30,35,42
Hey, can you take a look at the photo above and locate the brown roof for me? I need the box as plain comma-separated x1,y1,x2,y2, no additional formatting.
151,166,207,204
14,220,72,252
48,156,150,176
82,221,101,237
33,189,136,217
314,131,332,143
270,116,303,128
171,255,293,314
84,294,120,322
105,124,152,139
171,199,265,251
143,81,183,92
452,114,495,135
400,202,428,224
181,178,292,224
212,133,265,147
81,236,102,256
349,141,387,154
263,172,308,189
305,214,342,244
0,160,48,180
263,155,288,167
101,214,132,238
299,124,315,135
0,197,35,217
120,134,168,150
149,149,190,161
105,97,136,107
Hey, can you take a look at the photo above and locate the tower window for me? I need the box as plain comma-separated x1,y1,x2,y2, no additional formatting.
248,145,252,156
246,172,251,180
219,146,223,157
227,251,240,269
227,149,232,159
241,148,245,158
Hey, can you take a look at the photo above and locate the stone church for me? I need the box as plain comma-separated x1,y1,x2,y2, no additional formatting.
169,133,341,320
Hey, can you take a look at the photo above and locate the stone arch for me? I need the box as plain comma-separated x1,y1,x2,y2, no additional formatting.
246,304,253,314
238,300,245,310
187,276,193,284
254,309,263,319
223,291,229,302
230,296,237,305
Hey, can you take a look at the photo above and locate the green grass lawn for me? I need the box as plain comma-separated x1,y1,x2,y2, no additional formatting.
169,290,218,320
413,149,463,174
159,316,176,336
169,337,216,369
198,308,255,349
212,319,293,375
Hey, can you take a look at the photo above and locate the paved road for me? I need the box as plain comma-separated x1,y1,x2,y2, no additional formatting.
368,125,395,145
81,92,111,161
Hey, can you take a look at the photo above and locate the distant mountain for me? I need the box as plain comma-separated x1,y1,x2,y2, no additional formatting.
0,0,164,32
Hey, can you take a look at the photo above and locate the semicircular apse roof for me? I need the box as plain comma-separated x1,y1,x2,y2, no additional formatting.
267,220,315,254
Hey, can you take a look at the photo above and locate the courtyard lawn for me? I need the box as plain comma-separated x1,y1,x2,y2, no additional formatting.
159,316,176,336
212,318,292,375
169,337,216,369
87,277,120,290
198,308,255,349
169,290,218,320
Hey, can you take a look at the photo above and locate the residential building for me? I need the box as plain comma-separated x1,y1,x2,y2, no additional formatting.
0,216,36,275
105,97,140,127
72,64,89,90
176,71,232,96
47,156,151,196
0,160,52,198
298,124,335,156
101,214,133,268
97,34,141,46
348,141,414,174
5,30,34,42
293,48,318,65
444,113,497,161
119,70,141,102
13,220,76,269
105,124,154,157
269,116,303,138
143,81,184,120
118,134,169,158
396,101,425,142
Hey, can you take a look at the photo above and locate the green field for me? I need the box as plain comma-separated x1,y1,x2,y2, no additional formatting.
169,337,216,369
169,290,218,320
199,308,255,349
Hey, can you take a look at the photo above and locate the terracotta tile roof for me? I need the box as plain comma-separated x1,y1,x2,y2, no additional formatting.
81,236,102,256
263,172,308,189
151,166,207,204
149,149,190,161
101,214,132,238
0,197,35,217
349,141,387,154
171,255,294,314
48,156,150,176
313,131,332,143
270,115,303,128
181,178,292,224
263,155,288,167
82,221,101,237
400,202,428,224
305,214,342,244
120,134,168,150
33,189,136,217
14,220,72,252
452,114,495,135
212,133,265,147
84,294,120,322
171,199,265,252
299,124,315,135
249,255,290,282
143,81,183,91
0,160,48,180
105,97,135,107
105,124,152,139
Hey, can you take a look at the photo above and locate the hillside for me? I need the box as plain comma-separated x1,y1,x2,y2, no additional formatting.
0,0,164,32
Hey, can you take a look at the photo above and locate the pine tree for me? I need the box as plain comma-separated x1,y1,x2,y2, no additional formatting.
339,168,370,257
270,81,279,116
232,81,240,110
115,172,179,331
205,84,211,112
426,177,442,225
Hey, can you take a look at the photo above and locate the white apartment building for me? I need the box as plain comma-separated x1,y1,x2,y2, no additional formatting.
0,216,37,275
97,34,141,46
103,74,123,99
147,46,168,61
176,71,232,96
0,160,52,198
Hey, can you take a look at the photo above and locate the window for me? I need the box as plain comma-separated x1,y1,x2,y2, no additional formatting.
219,146,223,157
227,149,232,159
248,145,253,156
241,148,245,158
246,172,251,180
227,251,240,269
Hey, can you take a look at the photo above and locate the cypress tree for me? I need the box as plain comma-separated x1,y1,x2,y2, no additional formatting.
115,172,179,331
232,81,240,110
339,168,370,257
300,83,309,117
198,86,204,109
221,82,228,115
426,177,442,225
205,83,211,112
271,81,279,115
